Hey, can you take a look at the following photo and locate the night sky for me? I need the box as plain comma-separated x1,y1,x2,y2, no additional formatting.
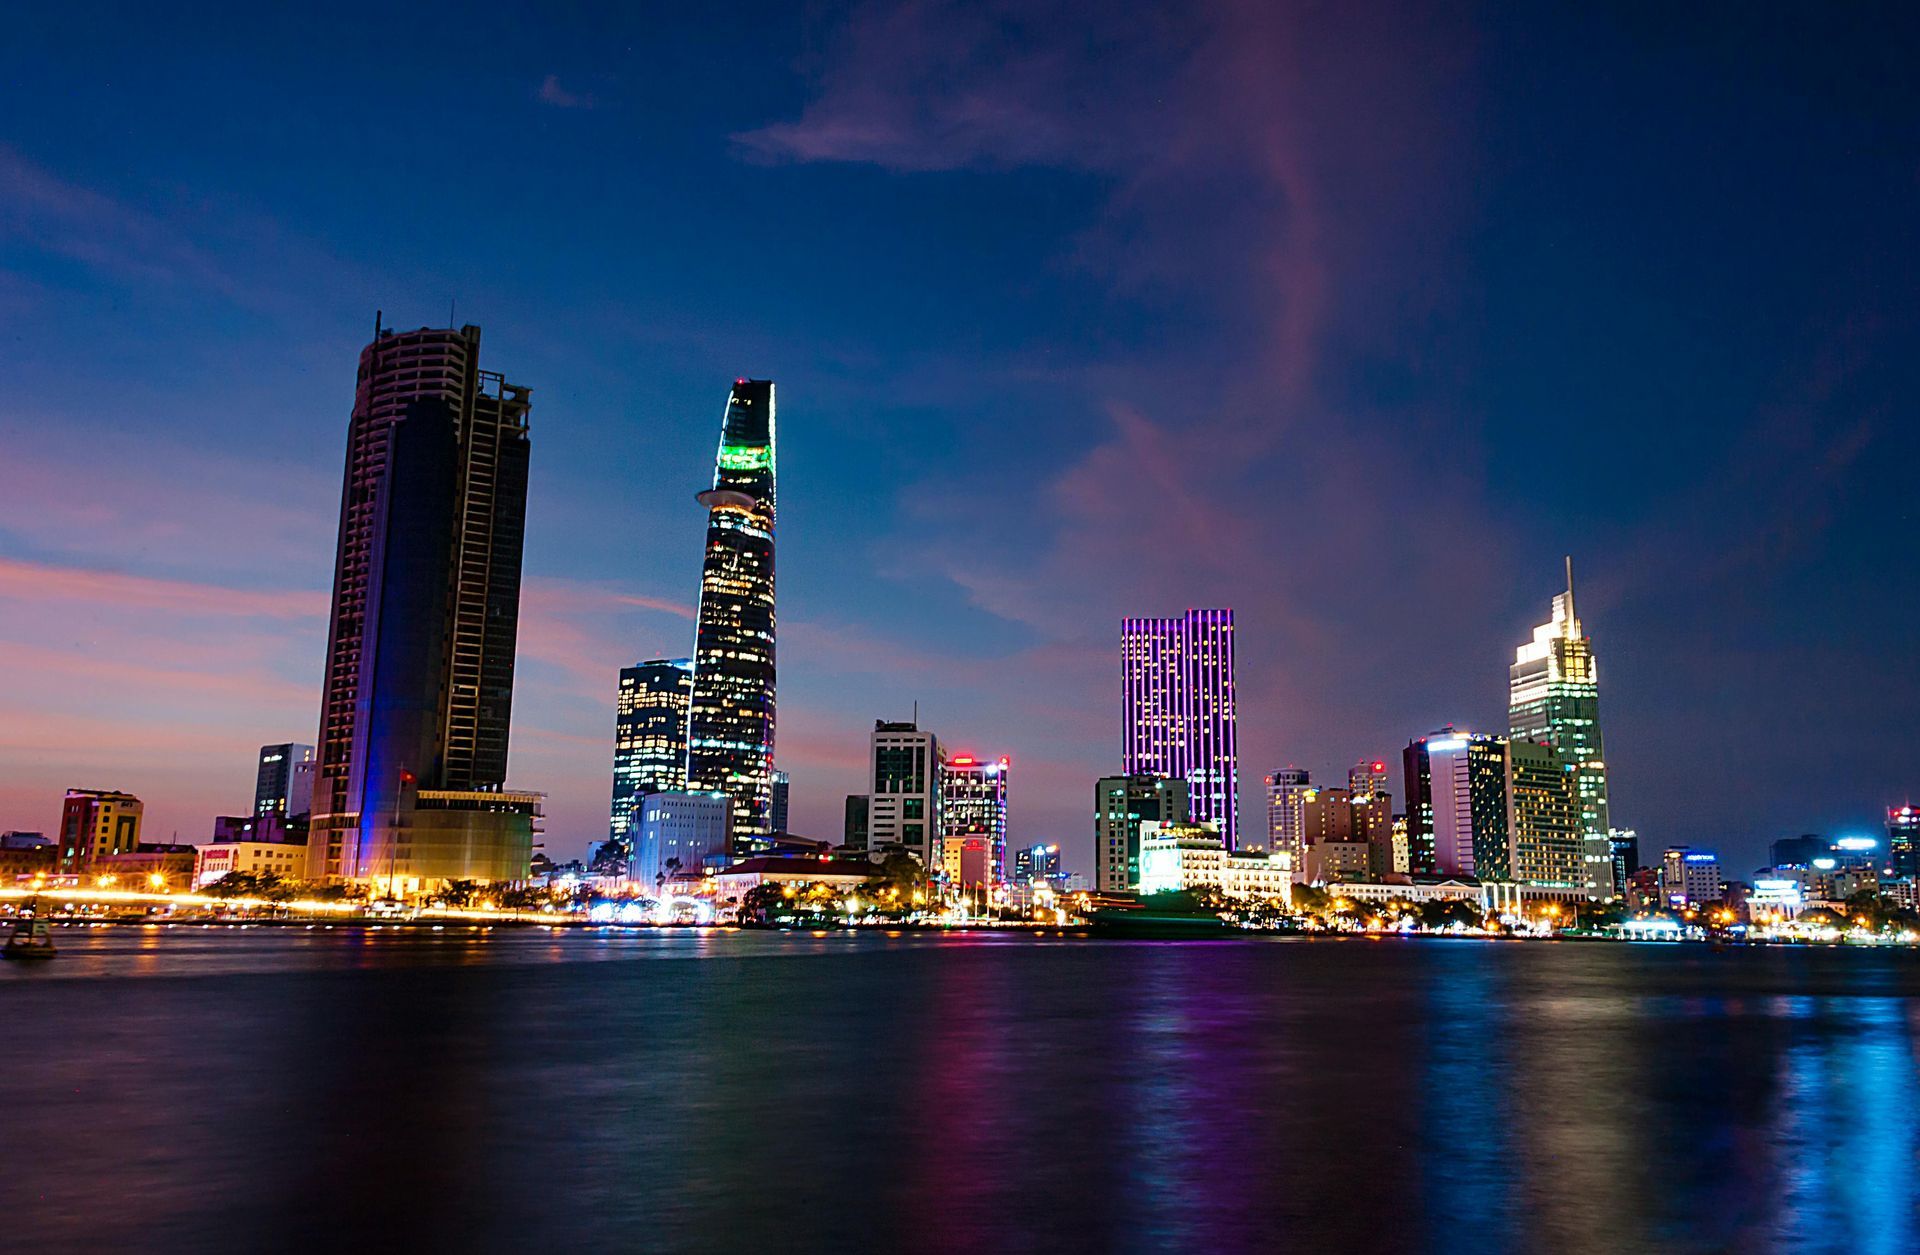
2,2,1915,875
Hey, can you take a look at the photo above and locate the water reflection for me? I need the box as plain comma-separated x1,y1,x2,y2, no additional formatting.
6,933,1920,1251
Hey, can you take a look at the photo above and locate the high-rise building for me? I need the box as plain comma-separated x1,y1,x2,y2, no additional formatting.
940,755,1009,888
686,379,778,844
1264,767,1310,860
308,320,540,887
1404,730,1582,888
58,789,143,872
1888,807,1919,877
868,721,941,868
1121,609,1239,848
771,770,791,834
1094,773,1190,893
1348,759,1389,798
254,744,314,818
610,659,694,852
1510,558,1610,842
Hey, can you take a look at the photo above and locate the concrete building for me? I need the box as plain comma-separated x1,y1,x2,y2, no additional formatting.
1122,609,1239,847
308,320,537,888
867,721,941,868
1138,821,1228,896
58,789,143,872
629,791,733,891
1660,847,1722,907
196,840,310,887
709,856,875,910
940,755,1009,889
254,743,315,818
1094,773,1190,893
1264,767,1310,860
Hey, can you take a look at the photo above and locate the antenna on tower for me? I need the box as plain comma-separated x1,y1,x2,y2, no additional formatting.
374,309,383,339
1564,554,1576,615
449,297,457,328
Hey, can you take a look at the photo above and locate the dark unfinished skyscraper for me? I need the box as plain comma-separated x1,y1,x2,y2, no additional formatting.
686,379,777,843
309,319,539,886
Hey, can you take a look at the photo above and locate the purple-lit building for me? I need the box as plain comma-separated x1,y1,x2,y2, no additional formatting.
307,319,540,888
1121,609,1239,849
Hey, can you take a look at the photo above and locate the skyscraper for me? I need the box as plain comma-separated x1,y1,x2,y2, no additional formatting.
253,743,314,818
1889,806,1919,877
1404,729,1581,888
1510,559,1609,842
940,755,1009,888
308,319,541,887
771,770,791,834
610,659,694,851
1094,773,1190,893
1121,608,1239,848
867,720,941,867
686,380,777,844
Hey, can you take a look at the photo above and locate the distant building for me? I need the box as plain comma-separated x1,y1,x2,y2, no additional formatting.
1583,834,1619,900
771,770,791,834
93,843,196,887
211,813,306,846
1122,609,1239,848
1509,558,1610,844
1014,843,1062,886
1660,847,1722,907
610,659,694,850
940,756,1009,889
710,856,874,910
843,794,870,852
1139,820,1288,903
254,743,315,818
1348,759,1389,798
1770,833,1831,867
868,721,941,867
1094,773,1190,893
1403,730,1581,891
1608,828,1640,890
1888,807,1919,877
1264,767,1311,862
308,320,537,888
0,831,49,848
1390,816,1411,876
195,841,309,887
59,789,143,872
0,837,56,882
629,791,733,891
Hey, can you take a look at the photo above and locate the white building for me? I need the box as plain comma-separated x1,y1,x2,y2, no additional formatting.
866,721,942,869
628,791,732,890
1660,847,1721,906
194,840,309,887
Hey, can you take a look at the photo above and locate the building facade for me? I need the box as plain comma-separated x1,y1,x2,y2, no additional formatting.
628,791,733,891
1094,773,1191,893
686,379,778,843
771,770,791,834
253,743,314,818
1509,559,1610,843
1122,609,1239,848
610,659,693,852
1889,806,1919,878
867,721,941,868
940,755,1009,889
58,789,143,872
1660,847,1722,906
308,320,537,887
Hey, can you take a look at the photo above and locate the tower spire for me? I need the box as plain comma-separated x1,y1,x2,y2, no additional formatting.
1564,554,1576,622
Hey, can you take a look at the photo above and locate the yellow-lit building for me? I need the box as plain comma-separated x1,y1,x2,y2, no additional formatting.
59,789,143,872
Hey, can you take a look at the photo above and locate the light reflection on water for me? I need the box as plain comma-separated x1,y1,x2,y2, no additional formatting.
4,931,1920,1253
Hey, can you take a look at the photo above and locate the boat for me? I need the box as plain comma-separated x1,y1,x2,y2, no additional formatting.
3,915,57,961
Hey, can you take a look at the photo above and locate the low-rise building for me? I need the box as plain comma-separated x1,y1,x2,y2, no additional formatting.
708,856,876,908
195,840,311,888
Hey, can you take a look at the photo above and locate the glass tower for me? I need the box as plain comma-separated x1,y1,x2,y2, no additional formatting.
610,659,694,850
1509,558,1610,842
1121,609,1238,848
686,380,777,843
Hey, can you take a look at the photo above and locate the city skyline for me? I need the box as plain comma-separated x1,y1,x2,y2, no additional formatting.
3,4,1917,876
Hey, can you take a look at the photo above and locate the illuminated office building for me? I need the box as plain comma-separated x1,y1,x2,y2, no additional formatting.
1265,767,1310,861
686,380,778,843
1094,773,1190,892
1510,558,1610,843
1121,608,1239,848
59,789,143,872
610,659,694,850
253,743,314,818
1404,728,1579,888
868,721,941,867
308,320,539,887
1889,807,1920,878
940,755,1009,889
